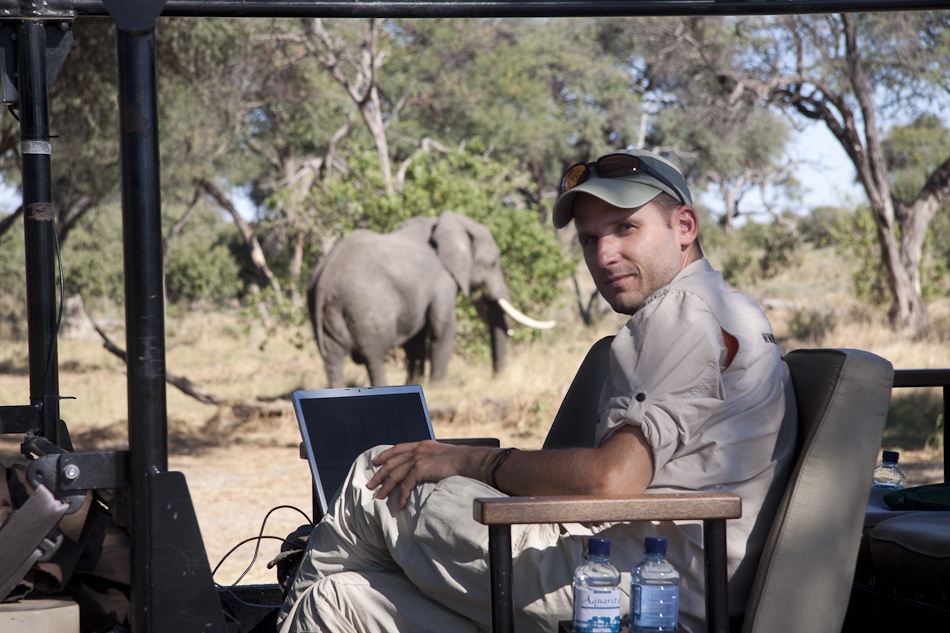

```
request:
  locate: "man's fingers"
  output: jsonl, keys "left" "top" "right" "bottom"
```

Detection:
{"left": 369, "top": 455, "right": 419, "bottom": 497}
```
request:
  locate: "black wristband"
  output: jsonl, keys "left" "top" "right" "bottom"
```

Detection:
{"left": 489, "top": 447, "right": 518, "bottom": 489}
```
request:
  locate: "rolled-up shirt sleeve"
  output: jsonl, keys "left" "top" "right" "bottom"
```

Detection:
{"left": 598, "top": 288, "right": 726, "bottom": 479}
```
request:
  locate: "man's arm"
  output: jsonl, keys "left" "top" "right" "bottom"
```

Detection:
{"left": 366, "top": 425, "right": 654, "bottom": 510}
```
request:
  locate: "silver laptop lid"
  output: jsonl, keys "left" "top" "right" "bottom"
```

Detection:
{"left": 292, "top": 384, "right": 436, "bottom": 515}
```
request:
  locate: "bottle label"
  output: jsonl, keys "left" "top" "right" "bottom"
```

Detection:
{"left": 573, "top": 586, "right": 621, "bottom": 632}
{"left": 632, "top": 583, "right": 679, "bottom": 629}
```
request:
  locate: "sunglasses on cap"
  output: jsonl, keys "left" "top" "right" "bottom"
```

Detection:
{"left": 559, "top": 153, "right": 688, "bottom": 204}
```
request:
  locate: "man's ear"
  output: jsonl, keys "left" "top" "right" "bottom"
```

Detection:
{"left": 675, "top": 205, "right": 699, "bottom": 247}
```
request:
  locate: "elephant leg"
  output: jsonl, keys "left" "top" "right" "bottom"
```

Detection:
{"left": 428, "top": 315, "right": 456, "bottom": 383}
{"left": 403, "top": 329, "right": 428, "bottom": 384}
{"left": 365, "top": 354, "right": 389, "bottom": 387}
{"left": 322, "top": 337, "right": 348, "bottom": 389}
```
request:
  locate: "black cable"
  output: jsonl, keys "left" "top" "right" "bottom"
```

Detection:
{"left": 44, "top": 219, "right": 65, "bottom": 400}
{"left": 211, "top": 504, "right": 312, "bottom": 593}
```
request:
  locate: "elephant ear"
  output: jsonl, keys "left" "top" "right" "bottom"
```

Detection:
{"left": 432, "top": 211, "right": 475, "bottom": 297}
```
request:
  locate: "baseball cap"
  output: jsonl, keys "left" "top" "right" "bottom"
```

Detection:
{"left": 552, "top": 148, "right": 692, "bottom": 229}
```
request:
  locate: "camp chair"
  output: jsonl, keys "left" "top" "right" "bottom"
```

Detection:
{"left": 475, "top": 341, "right": 894, "bottom": 633}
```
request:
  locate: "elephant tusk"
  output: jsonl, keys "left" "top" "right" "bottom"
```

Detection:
{"left": 497, "top": 298, "right": 556, "bottom": 330}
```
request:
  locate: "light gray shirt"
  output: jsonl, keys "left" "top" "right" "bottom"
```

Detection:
{"left": 591, "top": 258, "right": 797, "bottom": 628}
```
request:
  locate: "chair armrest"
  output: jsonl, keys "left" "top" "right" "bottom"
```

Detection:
{"left": 473, "top": 492, "right": 742, "bottom": 525}
{"left": 472, "top": 492, "right": 741, "bottom": 633}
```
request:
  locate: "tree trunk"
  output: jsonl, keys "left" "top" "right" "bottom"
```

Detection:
{"left": 839, "top": 13, "right": 928, "bottom": 332}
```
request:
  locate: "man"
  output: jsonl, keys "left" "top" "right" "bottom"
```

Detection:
{"left": 278, "top": 148, "right": 796, "bottom": 632}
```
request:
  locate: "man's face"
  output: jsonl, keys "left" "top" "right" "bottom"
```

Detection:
{"left": 574, "top": 193, "right": 688, "bottom": 315}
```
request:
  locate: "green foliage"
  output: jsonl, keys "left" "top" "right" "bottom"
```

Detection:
{"left": 845, "top": 205, "right": 890, "bottom": 306}
{"left": 60, "top": 202, "right": 245, "bottom": 310}
{"left": 798, "top": 205, "right": 853, "bottom": 249}
{"left": 720, "top": 220, "right": 801, "bottom": 286}
{"left": 62, "top": 208, "right": 125, "bottom": 305}
{"left": 0, "top": 226, "right": 26, "bottom": 339}
{"left": 924, "top": 204, "right": 950, "bottom": 301}
{"left": 747, "top": 221, "right": 801, "bottom": 279}
{"left": 787, "top": 308, "right": 838, "bottom": 344}
{"left": 882, "top": 114, "right": 950, "bottom": 301}
{"left": 696, "top": 206, "right": 729, "bottom": 253}
{"left": 390, "top": 19, "right": 643, "bottom": 189}
{"left": 883, "top": 114, "right": 950, "bottom": 204}
{"left": 164, "top": 217, "right": 243, "bottom": 306}
{"left": 885, "top": 389, "right": 946, "bottom": 452}
{"left": 721, "top": 248, "right": 757, "bottom": 289}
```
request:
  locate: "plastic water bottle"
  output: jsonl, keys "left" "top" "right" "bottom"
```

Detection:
{"left": 872, "top": 450, "right": 906, "bottom": 489}
{"left": 631, "top": 536, "right": 679, "bottom": 632}
{"left": 572, "top": 536, "right": 621, "bottom": 633}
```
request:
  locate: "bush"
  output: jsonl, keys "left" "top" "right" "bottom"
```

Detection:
{"left": 799, "top": 205, "right": 852, "bottom": 249}
{"left": 720, "top": 220, "right": 801, "bottom": 288}
{"left": 721, "top": 248, "right": 757, "bottom": 289}
{"left": 165, "top": 230, "right": 243, "bottom": 306}
{"left": 62, "top": 208, "right": 125, "bottom": 304}
{"left": 740, "top": 221, "right": 801, "bottom": 279}
{"left": 787, "top": 307, "right": 837, "bottom": 344}
{"left": 845, "top": 205, "right": 890, "bottom": 306}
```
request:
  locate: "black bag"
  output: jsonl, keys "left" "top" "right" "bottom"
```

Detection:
{"left": 884, "top": 482, "right": 950, "bottom": 511}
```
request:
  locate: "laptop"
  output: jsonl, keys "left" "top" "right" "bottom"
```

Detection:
{"left": 292, "top": 384, "right": 437, "bottom": 515}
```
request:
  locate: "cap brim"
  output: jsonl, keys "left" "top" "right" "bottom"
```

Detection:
{"left": 552, "top": 177, "right": 664, "bottom": 229}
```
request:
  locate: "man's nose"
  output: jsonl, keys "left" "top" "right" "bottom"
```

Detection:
{"left": 595, "top": 235, "right": 620, "bottom": 267}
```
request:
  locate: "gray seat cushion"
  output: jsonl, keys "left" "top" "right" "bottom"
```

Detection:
{"left": 869, "top": 512, "right": 950, "bottom": 605}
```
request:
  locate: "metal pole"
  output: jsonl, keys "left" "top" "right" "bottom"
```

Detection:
{"left": 9, "top": 0, "right": 950, "bottom": 18}
{"left": 17, "top": 17, "right": 61, "bottom": 443}
{"left": 114, "top": 24, "right": 167, "bottom": 633}
{"left": 488, "top": 524, "right": 515, "bottom": 633}
{"left": 704, "top": 518, "right": 730, "bottom": 633}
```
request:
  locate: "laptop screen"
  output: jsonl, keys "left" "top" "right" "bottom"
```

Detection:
{"left": 292, "top": 384, "right": 436, "bottom": 515}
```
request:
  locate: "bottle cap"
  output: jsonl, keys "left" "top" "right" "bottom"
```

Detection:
{"left": 644, "top": 536, "right": 667, "bottom": 555}
{"left": 588, "top": 537, "right": 610, "bottom": 557}
{"left": 882, "top": 450, "right": 899, "bottom": 464}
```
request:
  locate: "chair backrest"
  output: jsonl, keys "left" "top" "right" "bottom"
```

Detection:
{"left": 543, "top": 335, "right": 613, "bottom": 450}
{"left": 742, "top": 348, "right": 893, "bottom": 633}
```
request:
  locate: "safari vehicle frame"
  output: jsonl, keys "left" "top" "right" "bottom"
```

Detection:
{"left": 0, "top": 1, "right": 948, "bottom": 632}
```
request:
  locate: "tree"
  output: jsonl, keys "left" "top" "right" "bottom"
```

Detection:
{"left": 593, "top": 17, "right": 799, "bottom": 234}
{"left": 711, "top": 13, "right": 950, "bottom": 332}
{"left": 882, "top": 114, "right": 950, "bottom": 301}
{"left": 390, "top": 18, "right": 644, "bottom": 207}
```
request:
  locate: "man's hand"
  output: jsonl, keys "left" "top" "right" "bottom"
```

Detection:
{"left": 367, "top": 440, "right": 488, "bottom": 510}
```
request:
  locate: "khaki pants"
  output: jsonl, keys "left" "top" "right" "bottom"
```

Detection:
{"left": 277, "top": 447, "right": 583, "bottom": 633}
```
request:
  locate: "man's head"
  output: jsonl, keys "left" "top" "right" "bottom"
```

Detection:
{"left": 553, "top": 149, "right": 701, "bottom": 314}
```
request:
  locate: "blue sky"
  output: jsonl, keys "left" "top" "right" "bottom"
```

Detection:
{"left": 792, "top": 123, "right": 864, "bottom": 210}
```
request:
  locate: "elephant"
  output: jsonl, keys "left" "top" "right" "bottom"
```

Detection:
{"left": 307, "top": 210, "right": 554, "bottom": 388}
